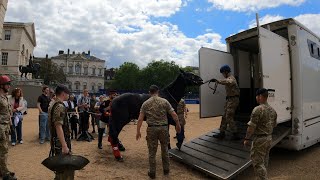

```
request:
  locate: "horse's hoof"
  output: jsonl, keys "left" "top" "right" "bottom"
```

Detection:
{"left": 119, "top": 146, "right": 126, "bottom": 151}
{"left": 116, "top": 157, "right": 124, "bottom": 162}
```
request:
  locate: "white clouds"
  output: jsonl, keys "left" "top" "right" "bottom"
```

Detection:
{"left": 249, "top": 15, "right": 285, "bottom": 28}
{"left": 247, "top": 14, "right": 320, "bottom": 37}
{"left": 295, "top": 14, "right": 320, "bottom": 36}
{"left": 207, "top": 0, "right": 305, "bottom": 12}
{"left": 5, "top": 0, "right": 226, "bottom": 67}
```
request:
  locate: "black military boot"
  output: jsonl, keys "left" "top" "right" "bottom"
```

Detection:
{"left": 98, "top": 128, "right": 104, "bottom": 149}
{"left": 164, "top": 169, "right": 170, "bottom": 175}
{"left": 148, "top": 171, "right": 156, "bottom": 179}
{"left": 3, "top": 172, "right": 17, "bottom": 180}
{"left": 231, "top": 132, "right": 241, "bottom": 140}
{"left": 212, "top": 131, "right": 226, "bottom": 139}
{"left": 176, "top": 142, "right": 182, "bottom": 151}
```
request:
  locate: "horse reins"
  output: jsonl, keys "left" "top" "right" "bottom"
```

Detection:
{"left": 202, "top": 79, "right": 219, "bottom": 94}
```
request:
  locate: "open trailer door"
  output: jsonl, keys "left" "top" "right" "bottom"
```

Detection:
{"left": 199, "top": 47, "right": 234, "bottom": 118}
{"left": 258, "top": 27, "right": 292, "bottom": 123}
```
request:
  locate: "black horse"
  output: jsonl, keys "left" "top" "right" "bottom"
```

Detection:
{"left": 108, "top": 69, "right": 203, "bottom": 160}
{"left": 19, "top": 63, "right": 41, "bottom": 79}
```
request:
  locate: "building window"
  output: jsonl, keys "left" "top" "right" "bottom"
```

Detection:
{"left": 99, "top": 68, "right": 102, "bottom": 76}
{"left": 75, "top": 81, "right": 80, "bottom": 90}
{"left": 60, "top": 64, "right": 65, "bottom": 73}
{"left": 318, "top": 48, "right": 320, "bottom": 57}
{"left": 84, "top": 66, "right": 88, "bottom": 75}
{"left": 91, "top": 66, "right": 96, "bottom": 75}
{"left": 1, "top": 52, "right": 8, "bottom": 65}
{"left": 98, "top": 83, "right": 102, "bottom": 90}
{"left": 69, "top": 65, "right": 73, "bottom": 74}
{"left": 83, "top": 82, "right": 87, "bottom": 90}
{"left": 75, "top": 64, "right": 81, "bottom": 74}
{"left": 68, "top": 83, "right": 72, "bottom": 90}
{"left": 4, "top": 30, "right": 11, "bottom": 40}
{"left": 311, "top": 44, "right": 314, "bottom": 54}
{"left": 91, "top": 83, "right": 95, "bottom": 91}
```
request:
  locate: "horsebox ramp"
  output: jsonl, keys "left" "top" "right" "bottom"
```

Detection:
{"left": 169, "top": 125, "right": 290, "bottom": 179}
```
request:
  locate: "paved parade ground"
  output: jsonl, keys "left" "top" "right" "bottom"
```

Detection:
{"left": 7, "top": 105, "right": 320, "bottom": 180}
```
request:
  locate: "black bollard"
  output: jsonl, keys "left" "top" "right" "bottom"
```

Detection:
{"left": 42, "top": 155, "right": 89, "bottom": 180}
{"left": 77, "top": 111, "right": 94, "bottom": 142}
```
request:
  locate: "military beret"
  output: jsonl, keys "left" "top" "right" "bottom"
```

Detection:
{"left": 256, "top": 88, "right": 268, "bottom": 96}
{"left": 149, "top": 85, "right": 159, "bottom": 92}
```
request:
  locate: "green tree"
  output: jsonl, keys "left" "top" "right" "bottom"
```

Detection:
{"left": 111, "top": 62, "right": 140, "bottom": 90}
{"left": 38, "top": 59, "right": 66, "bottom": 85}
{"left": 140, "top": 60, "right": 180, "bottom": 89}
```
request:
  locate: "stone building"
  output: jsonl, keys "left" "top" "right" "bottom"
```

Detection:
{"left": 51, "top": 50, "right": 105, "bottom": 94}
{"left": 0, "top": 22, "right": 37, "bottom": 78}
{"left": 0, "top": 0, "right": 8, "bottom": 50}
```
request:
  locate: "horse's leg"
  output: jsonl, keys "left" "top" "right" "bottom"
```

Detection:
{"left": 109, "top": 109, "right": 130, "bottom": 161}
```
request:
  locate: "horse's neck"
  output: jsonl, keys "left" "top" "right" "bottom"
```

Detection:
{"left": 164, "top": 75, "right": 186, "bottom": 103}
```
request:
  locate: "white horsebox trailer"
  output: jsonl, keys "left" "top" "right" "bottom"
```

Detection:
{"left": 169, "top": 18, "right": 320, "bottom": 179}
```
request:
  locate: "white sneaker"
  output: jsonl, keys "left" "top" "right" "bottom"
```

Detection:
{"left": 19, "top": 141, "right": 23, "bottom": 144}
{"left": 11, "top": 142, "right": 16, "bottom": 146}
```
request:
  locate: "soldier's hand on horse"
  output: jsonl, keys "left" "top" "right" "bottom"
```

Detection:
{"left": 136, "top": 132, "right": 141, "bottom": 141}
{"left": 176, "top": 124, "right": 181, "bottom": 134}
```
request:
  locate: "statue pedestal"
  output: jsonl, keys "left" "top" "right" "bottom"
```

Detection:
{"left": 11, "top": 78, "right": 44, "bottom": 108}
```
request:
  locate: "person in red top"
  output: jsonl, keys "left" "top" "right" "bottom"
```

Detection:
{"left": 9, "top": 88, "right": 25, "bottom": 146}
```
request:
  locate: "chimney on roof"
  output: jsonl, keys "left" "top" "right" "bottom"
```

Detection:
{"left": 46, "top": 54, "right": 48, "bottom": 60}
{"left": 88, "top": 50, "right": 90, "bottom": 56}
{"left": 67, "top": 49, "right": 70, "bottom": 55}
{"left": 58, "top": 50, "right": 64, "bottom": 55}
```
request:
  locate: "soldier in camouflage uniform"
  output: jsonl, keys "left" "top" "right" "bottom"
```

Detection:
{"left": 176, "top": 98, "right": 187, "bottom": 150}
{"left": 244, "top": 88, "right": 277, "bottom": 180}
{"left": 48, "top": 85, "right": 72, "bottom": 180}
{"left": 136, "top": 85, "right": 181, "bottom": 179}
{"left": 0, "top": 75, "right": 17, "bottom": 180}
{"left": 212, "top": 65, "right": 240, "bottom": 140}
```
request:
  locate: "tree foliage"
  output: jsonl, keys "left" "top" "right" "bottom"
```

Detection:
{"left": 110, "top": 62, "right": 140, "bottom": 90}
{"left": 38, "top": 59, "right": 66, "bottom": 86}
{"left": 110, "top": 60, "right": 199, "bottom": 96}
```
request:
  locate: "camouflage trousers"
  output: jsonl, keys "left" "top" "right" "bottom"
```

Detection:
{"left": 0, "top": 124, "right": 10, "bottom": 176}
{"left": 220, "top": 97, "right": 239, "bottom": 133}
{"left": 146, "top": 126, "right": 169, "bottom": 174}
{"left": 250, "top": 136, "right": 272, "bottom": 180}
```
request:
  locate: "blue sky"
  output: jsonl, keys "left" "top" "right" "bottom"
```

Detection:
{"left": 162, "top": 0, "right": 320, "bottom": 39}
{"left": 6, "top": 0, "right": 320, "bottom": 68}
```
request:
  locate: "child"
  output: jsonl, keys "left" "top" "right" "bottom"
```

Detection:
{"left": 64, "top": 95, "right": 79, "bottom": 139}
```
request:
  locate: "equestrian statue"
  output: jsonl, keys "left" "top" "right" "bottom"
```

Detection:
{"left": 19, "top": 56, "right": 41, "bottom": 79}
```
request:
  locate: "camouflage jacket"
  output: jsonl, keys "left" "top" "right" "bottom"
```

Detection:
{"left": 177, "top": 99, "right": 186, "bottom": 126}
{"left": 218, "top": 75, "right": 240, "bottom": 97}
{"left": 140, "top": 96, "right": 174, "bottom": 126}
{"left": 247, "top": 102, "right": 277, "bottom": 135}
{"left": 0, "top": 94, "right": 12, "bottom": 124}
{"left": 48, "top": 99, "right": 71, "bottom": 146}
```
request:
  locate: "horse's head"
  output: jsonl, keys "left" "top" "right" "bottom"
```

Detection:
{"left": 179, "top": 69, "right": 203, "bottom": 86}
